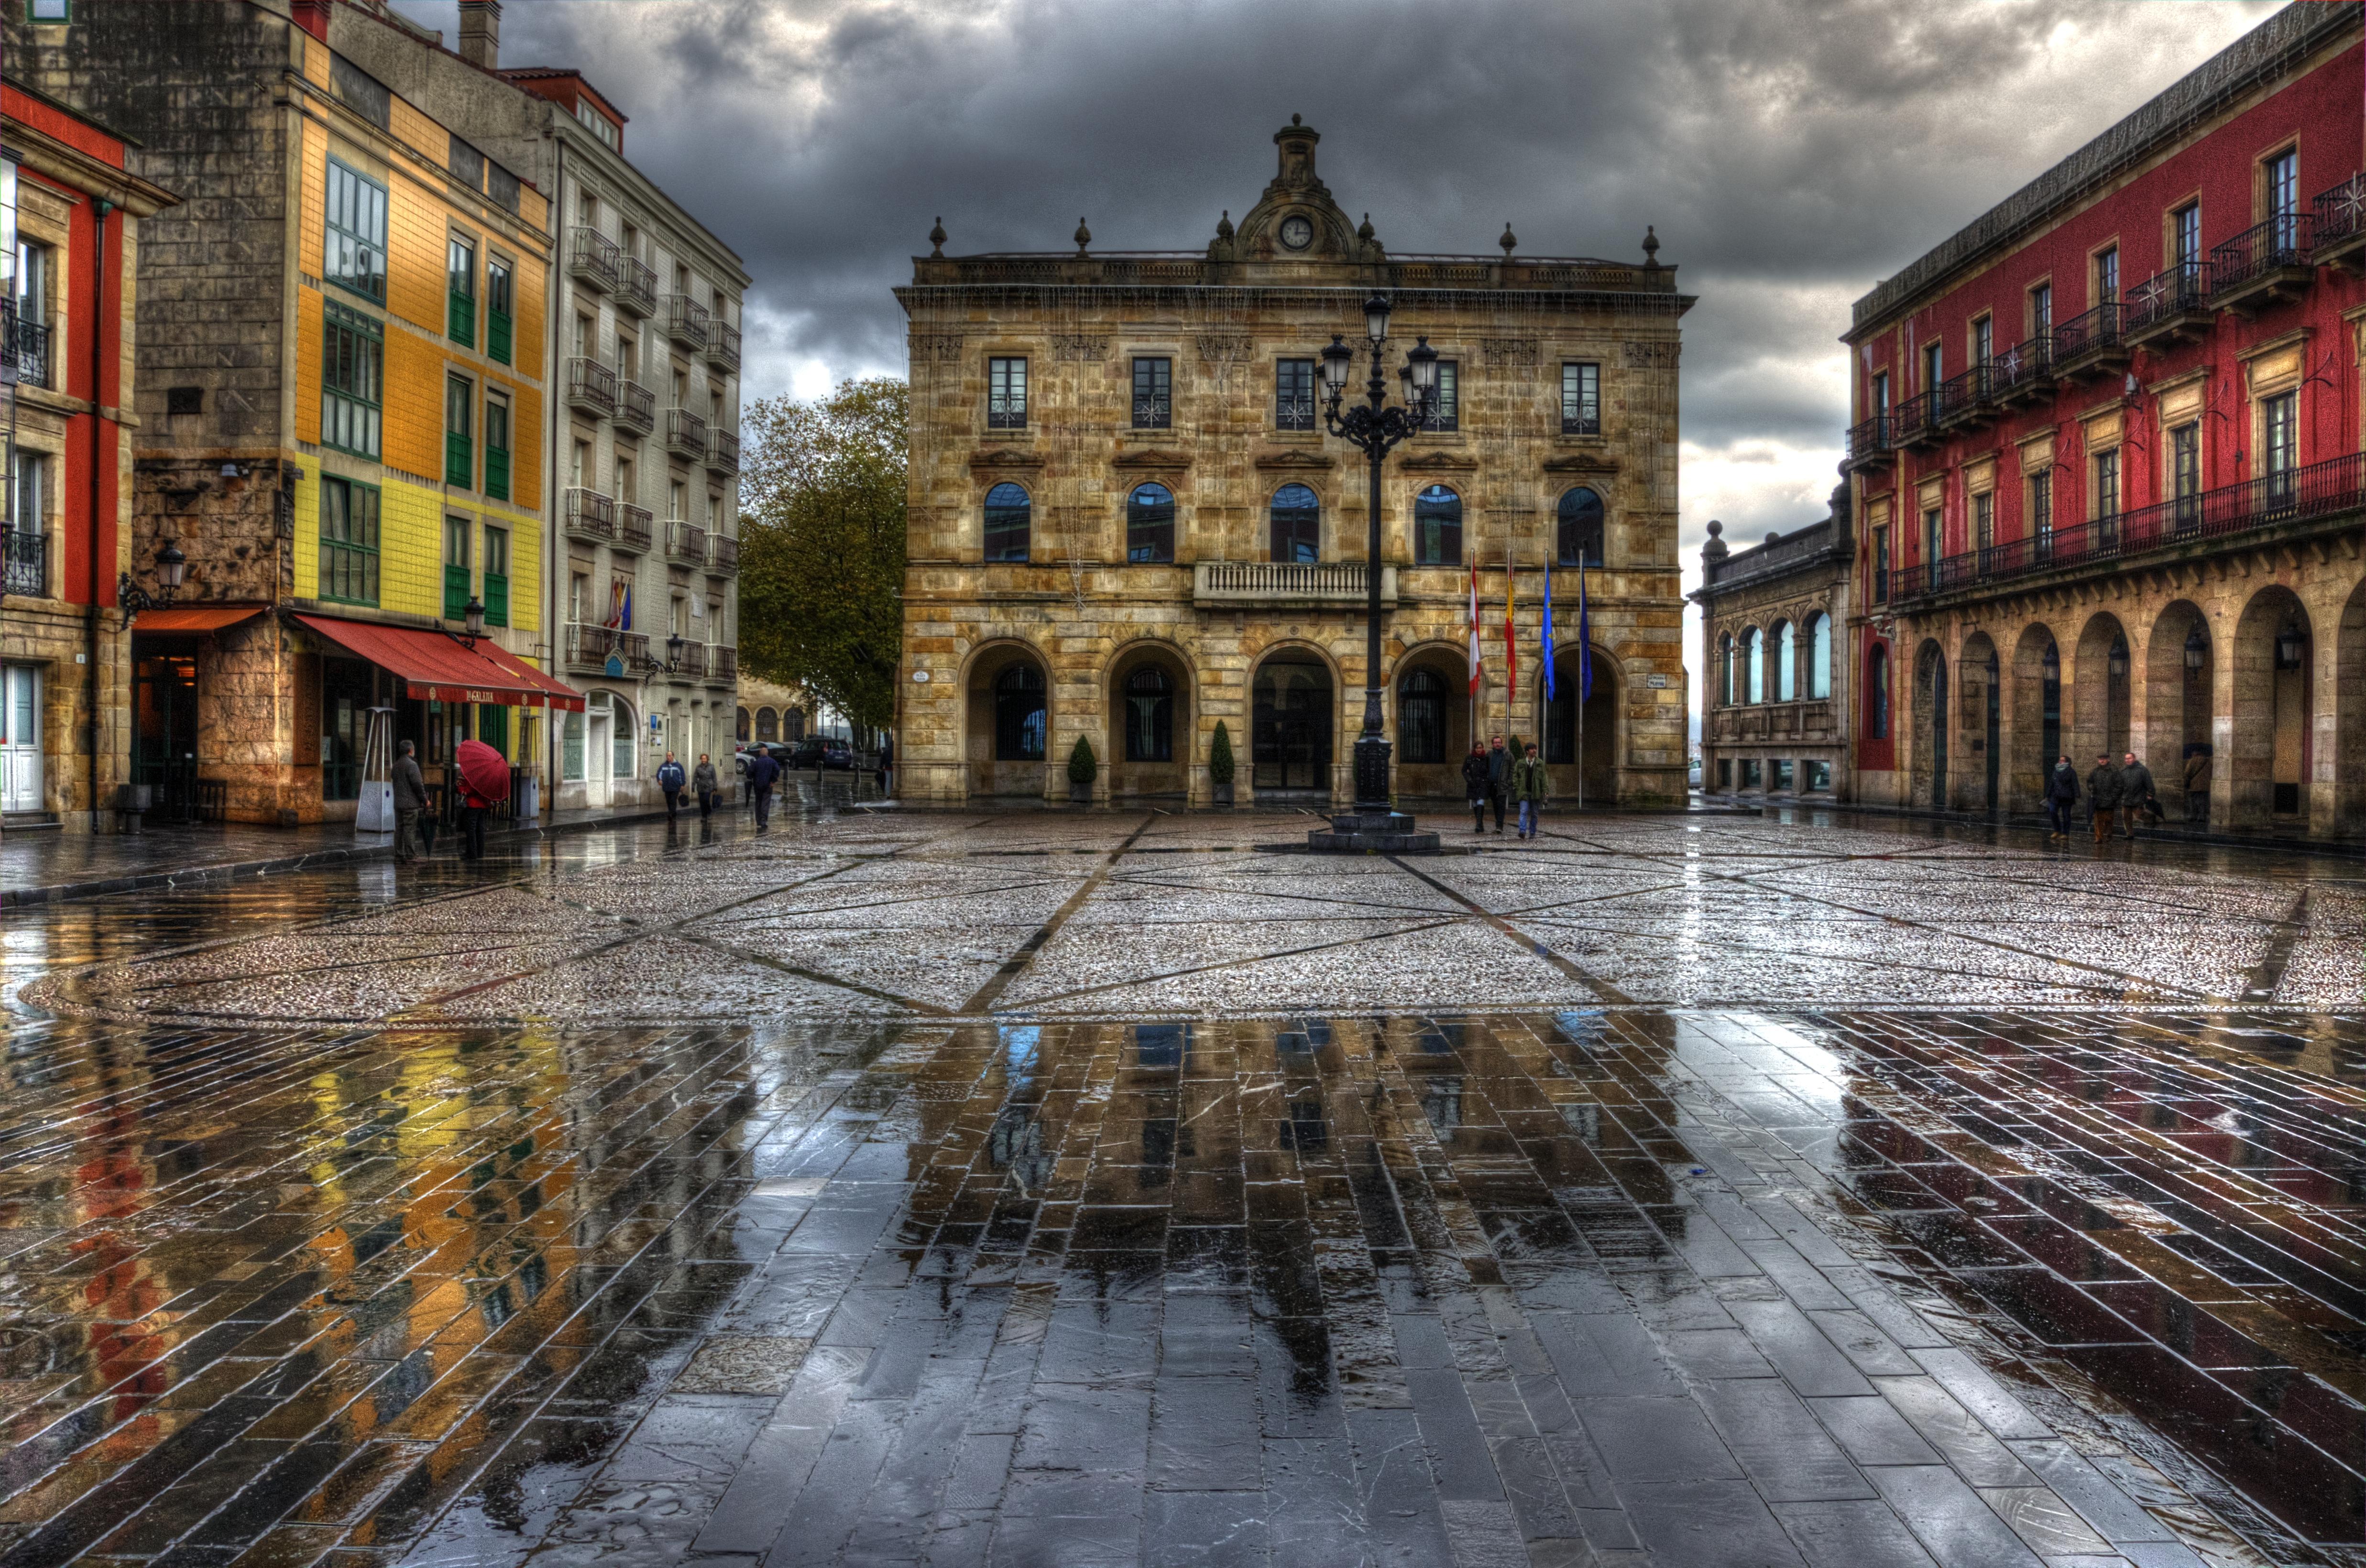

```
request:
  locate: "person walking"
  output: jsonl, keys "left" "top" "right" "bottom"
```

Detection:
{"left": 2042, "top": 754, "right": 2080, "bottom": 841}
{"left": 692, "top": 753, "right": 720, "bottom": 821}
{"left": 876, "top": 731, "right": 894, "bottom": 796}
{"left": 746, "top": 742, "right": 781, "bottom": 830}
{"left": 2086, "top": 751, "right": 2123, "bottom": 843}
{"left": 657, "top": 752, "right": 687, "bottom": 821}
{"left": 1461, "top": 742, "right": 1490, "bottom": 835}
{"left": 2119, "top": 751, "right": 2158, "bottom": 838}
{"left": 1512, "top": 742, "right": 1550, "bottom": 839}
{"left": 457, "top": 773, "right": 492, "bottom": 860}
{"left": 2182, "top": 742, "right": 2212, "bottom": 823}
{"left": 391, "top": 739, "right": 428, "bottom": 864}
{"left": 1485, "top": 734, "right": 1512, "bottom": 835}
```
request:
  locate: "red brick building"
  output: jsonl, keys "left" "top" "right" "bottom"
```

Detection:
{"left": 1838, "top": 2, "right": 2366, "bottom": 837}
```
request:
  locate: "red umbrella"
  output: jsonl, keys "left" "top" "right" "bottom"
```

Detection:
{"left": 455, "top": 739, "right": 512, "bottom": 804}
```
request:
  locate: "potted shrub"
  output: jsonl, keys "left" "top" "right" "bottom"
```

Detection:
{"left": 1209, "top": 720, "right": 1236, "bottom": 806}
{"left": 1067, "top": 734, "right": 1097, "bottom": 804}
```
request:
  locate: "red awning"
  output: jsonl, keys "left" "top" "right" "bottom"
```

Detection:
{"left": 134, "top": 603, "right": 268, "bottom": 633}
{"left": 293, "top": 614, "right": 586, "bottom": 712}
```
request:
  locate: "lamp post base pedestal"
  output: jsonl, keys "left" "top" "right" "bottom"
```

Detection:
{"left": 1305, "top": 809, "right": 1442, "bottom": 855}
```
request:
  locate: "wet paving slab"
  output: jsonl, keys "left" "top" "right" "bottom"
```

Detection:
{"left": 0, "top": 808, "right": 2360, "bottom": 1566}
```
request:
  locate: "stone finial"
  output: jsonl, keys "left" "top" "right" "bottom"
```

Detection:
{"left": 1216, "top": 210, "right": 1233, "bottom": 240}
{"left": 929, "top": 216, "right": 946, "bottom": 258}
{"left": 1642, "top": 225, "right": 1661, "bottom": 269}
{"left": 1292, "top": 112, "right": 1303, "bottom": 126}
{"left": 1499, "top": 221, "right": 1517, "bottom": 257}
{"left": 1765, "top": 531, "right": 1781, "bottom": 545}
{"left": 1358, "top": 212, "right": 1375, "bottom": 242}
{"left": 1073, "top": 218, "right": 1092, "bottom": 258}
{"left": 1702, "top": 518, "right": 1729, "bottom": 562}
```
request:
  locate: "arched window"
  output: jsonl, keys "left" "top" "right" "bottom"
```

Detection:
{"left": 1123, "top": 665, "right": 1173, "bottom": 762}
{"left": 1398, "top": 666, "right": 1446, "bottom": 764}
{"left": 1718, "top": 633, "right": 1734, "bottom": 706}
{"left": 756, "top": 707, "right": 779, "bottom": 742}
{"left": 984, "top": 482, "right": 1031, "bottom": 563}
{"left": 1773, "top": 621, "right": 1796, "bottom": 702}
{"left": 1807, "top": 614, "right": 1831, "bottom": 699}
{"left": 994, "top": 663, "right": 1047, "bottom": 761}
{"left": 1741, "top": 628, "right": 1763, "bottom": 704}
{"left": 608, "top": 695, "right": 636, "bottom": 779}
{"left": 735, "top": 706, "right": 750, "bottom": 742}
{"left": 1866, "top": 645, "right": 1890, "bottom": 738}
{"left": 1128, "top": 483, "right": 1175, "bottom": 564}
{"left": 1556, "top": 488, "right": 1605, "bottom": 567}
{"left": 1270, "top": 484, "right": 1319, "bottom": 563}
{"left": 1414, "top": 485, "right": 1462, "bottom": 566}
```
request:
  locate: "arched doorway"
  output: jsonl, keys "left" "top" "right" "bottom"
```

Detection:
{"left": 1541, "top": 645, "right": 1616, "bottom": 806}
{"left": 2144, "top": 601, "right": 2213, "bottom": 824}
{"left": 2233, "top": 587, "right": 2312, "bottom": 826}
{"left": 1252, "top": 651, "right": 1332, "bottom": 797}
{"left": 2073, "top": 613, "right": 2131, "bottom": 767}
{"left": 1107, "top": 644, "right": 1192, "bottom": 800}
{"left": 966, "top": 643, "right": 1051, "bottom": 799}
{"left": 1392, "top": 648, "right": 1470, "bottom": 797}
{"left": 2009, "top": 624, "right": 2061, "bottom": 808}
{"left": 1913, "top": 642, "right": 1948, "bottom": 808}
{"left": 1959, "top": 632, "right": 2000, "bottom": 814}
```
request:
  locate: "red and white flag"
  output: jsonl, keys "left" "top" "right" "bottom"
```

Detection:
{"left": 1467, "top": 561, "right": 1485, "bottom": 695}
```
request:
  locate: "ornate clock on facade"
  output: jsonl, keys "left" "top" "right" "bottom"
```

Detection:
{"left": 1278, "top": 214, "right": 1314, "bottom": 251}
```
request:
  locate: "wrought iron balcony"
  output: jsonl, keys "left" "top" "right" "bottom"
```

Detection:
{"left": 1890, "top": 391, "right": 1941, "bottom": 450}
{"left": 709, "top": 320, "right": 740, "bottom": 373}
{"left": 706, "top": 645, "right": 737, "bottom": 685}
{"left": 707, "top": 428, "right": 740, "bottom": 475}
{"left": 1898, "top": 448, "right": 2366, "bottom": 603}
{"left": 663, "top": 294, "right": 710, "bottom": 351}
{"left": 666, "top": 517, "right": 707, "bottom": 565}
{"left": 2312, "top": 173, "right": 2366, "bottom": 272}
{"left": 664, "top": 408, "right": 708, "bottom": 460}
{"left": 3, "top": 526, "right": 45, "bottom": 598}
{"left": 1843, "top": 414, "right": 1894, "bottom": 472}
{"left": 1987, "top": 338, "right": 2054, "bottom": 406}
{"left": 1191, "top": 560, "right": 1397, "bottom": 609}
{"left": 615, "top": 254, "right": 657, "bottom": 316}
{"left": 1933, "top": 364, "right": 1996, "bottom": 430}
{"left": 2212, "top": 215, "right": 2314, "bottom": 311}
{"left": 1276, "top": 394, "right": 1317, "bottom": 433}
{"left": 2122, "top": 263, "right": 2213, "bottom": 348}
{"left": 2, "top": 301, "right": 50, "bottom": 389}
{"left": 568, "top": 226, "right": 620, "bottom": 293}
{"left": 616, "top": 379, "right": 656, "bottom": 434}
{"left": 615, "top": 503, "right": 653, "bottom": 553}
{"left": 669, "top": 639, "right": 708, "bottom": 679}
{"left": 1131, "top": 393, "right": 1172, "bottom": 430}
{"left": 2047, "top": 301, "right": 2125, "bottom": 380}
{"left": 566, "top": 622, "right": 647, "bottom": 670}
{"left": 707, "top": 534, "right": 739, "bottom": 576}
{"left": 566, "top": 356, "right": 616, "bottom": 417}
{"left": 563, "top": 487, "right": 616, "bottom": 544}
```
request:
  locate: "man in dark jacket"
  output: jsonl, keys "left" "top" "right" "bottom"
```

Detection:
{"left": 2119, "top": 751, "right": 2157, "bottom": 838}
{"left": 692, "top": 754, "right": 720, "bottom": 820}
{"left": 746, "top": 745, "right": 781, "bottom": 829}
{"left": 1461, "top": 744, "right": 1490, "bottom": 835}
{"left": 1485, "top": 735, "right": 1512, "bottom": 834}
{"left": 657, "top": 752, "right": 687, "bottom": 820}
{"left": 392, "top": 740, "right": 428, "bottom": 863}
{"left": 2042, "top": 754, "right": 2080, "bottom": 841}
{"left": 2086, "top": 752, "right": 2123, "bottom": 843}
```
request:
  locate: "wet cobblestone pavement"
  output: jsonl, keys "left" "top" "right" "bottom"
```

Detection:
{"left": 0, "top": 808, "right": 2360, "bottom": 1566}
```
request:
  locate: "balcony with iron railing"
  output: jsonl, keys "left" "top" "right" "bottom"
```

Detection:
{"left": 2212, "top": 214, "right": 2314, "bottom": 312}
{"left": 563, "top": 486, "right": 616, "bottom": 545}
{"left": 1895, "top": 448, "right": 2366, "bottom": 605}
{"left": 567, "top": 622, "right": 648, "bottom": 671}
{"left": 1890, "top": 390, "right": 1941, "bottom": 450}
{"left": 1843, "top": 414, "right": 1894, "bottom": 472}
{"left": 616, "top": 379, "right": 656, "bottom": 434}
{"left": 1933, "top": 363, "right": 1996, "bottom": 430}
{"left": 2047, "top": 301, "right": 2124, "bottom": 380}
{"left": 568, "top": 226, "right": 620, "bottom": 292}
{"left": 669, "top": 639, "right": 709, "bottom": 680}
{"left": 3, "top": 527, "right": 44, "bottom": 598}
{"left": 1987, "top": 338, "right": 2053, "bottom": 406}
{"left": 707, "top": 534, "right": 739, "bottom": 576}
{"left": 566, "top": 356, "right": 617, "bottom": 417}
{"left": 664, "top": 407, "right": 709, "bottom": 460}
{"left": 615, "top": 503, "right": 653, "bottom": 553}
{"left": 2121, "top": 263, "right": 2213, "bottom": 349}
{"left": 2311, "top": 172, "right": 2366, "bottom": 270}
{"left": 707, "top": 645, "right": 737, "bottom": 686}
{"left": 707, "top": 427, "right": 740, "bottom": 475}
{"left": 709, "top": 320, "right": 741, "bottom": 372}
{"left": 1131, "top": 393, "right": 1172, "bottom": 430}
{"left": 1192, "top": 560, "right": 1398, "bottom": 609}
{"left": 1, "top": 302, "right": 48, "bottom": 389}
{"left": 664, "top": 294, "right": 710, "bottom": 351}
{"left": 666, "top": 517, "right": 708, "bottom": 565}
{"left": 615, "top": 254, "right": 657, "bottom": 316}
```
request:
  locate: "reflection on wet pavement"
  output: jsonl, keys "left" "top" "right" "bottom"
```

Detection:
{"left": 0, "top": 810, "right": 2359, "bottom": 1566}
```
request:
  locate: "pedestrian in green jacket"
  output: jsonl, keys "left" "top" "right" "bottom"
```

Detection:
{"left": 1512, "top": 744, "right": 1550, "bottom": 839}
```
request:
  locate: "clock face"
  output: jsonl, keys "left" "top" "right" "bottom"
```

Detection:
{"left": 1279, "top": 215, "right": 1314, "bottom": 251}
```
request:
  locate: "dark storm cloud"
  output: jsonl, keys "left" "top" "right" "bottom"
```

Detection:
{"left": 400, "top": 0, "right": 2279, "bottom": 460}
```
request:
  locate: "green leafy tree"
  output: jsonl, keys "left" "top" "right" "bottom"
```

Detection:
{"left": 738, "top": 378, "right": 908, "bottom": 733}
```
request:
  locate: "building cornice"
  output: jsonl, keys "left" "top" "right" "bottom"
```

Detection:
{"left": 897, "top": 282, "right": 1692, "bottom": 320}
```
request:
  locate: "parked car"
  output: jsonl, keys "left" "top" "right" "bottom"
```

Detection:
{"left": 792, "top": 738, "right": 856, "bottom": 771}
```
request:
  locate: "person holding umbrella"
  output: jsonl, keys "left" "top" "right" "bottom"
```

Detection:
{"left": 454, "top": 737, "right": 510, "bottom": 861}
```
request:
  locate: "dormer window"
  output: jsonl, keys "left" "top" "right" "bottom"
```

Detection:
{"left": 575, "top": 99, "right": 619, "bottom": 150}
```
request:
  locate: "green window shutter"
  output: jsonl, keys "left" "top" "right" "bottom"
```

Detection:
{"left": 483, "top": 572, "right": 509, "bottom": 627}
{"left": 446, "top": 432, "right": 472, "bottom": 488}
{"left": 444, "top": 562, "right": 471, "bottom": 620}
{"left": 488, "top": 308, "right": 512, "bottom": 365}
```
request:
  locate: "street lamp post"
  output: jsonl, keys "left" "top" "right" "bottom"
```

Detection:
{"left": 1305, "top": 293, "right": 1444, "bottom": 854}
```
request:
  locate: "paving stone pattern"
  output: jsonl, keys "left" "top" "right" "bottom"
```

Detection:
{"left": 0, "top": 809, "right": 2358, "bottom": 1567}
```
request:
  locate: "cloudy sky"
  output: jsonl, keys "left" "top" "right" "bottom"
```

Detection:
{"left": 401, "top": 0, "right": 2282, "bottom": 709}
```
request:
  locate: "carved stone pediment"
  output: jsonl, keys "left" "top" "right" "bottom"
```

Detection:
{"left": 1543, "top": 452, "right": 1617, "bottom": 475}
{"left": 1400, "top": 450, "right": 1478, "bottom": 472}
{"left": 968, "top": 447, "right": 1043, "bottom": 470}
{"left": 1113, "top": 448, "right": 1190, "bottom": 471}
{"left": 1252, "top": 449, "right": 1334, "bottom": 471}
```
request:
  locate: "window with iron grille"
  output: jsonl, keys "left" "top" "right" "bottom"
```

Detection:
{"left": 1561, "top": 361, "right": 1599, "bottom": 435}
{"left": 318, "top": 476, "right": 380, "bottom": 606}
{"left": 987, "top": 357, "right": 1027, "bottom": 428}
{"left": 4, "top": 447, "right": 44, "bottom": 599}
{"left": 1132, "top": 357, "right": 1172, "bottom": 429}
{"left": 324, "top": 159, "right": 387, "bottom": 302}
{"left": 1422, "top": 359, "right": 1458, "bottom": 431}
{"left": 1275, "top": 358, "right": 1315, "bottom": 430}
{"left": 321, "top": 302, "right": 382, "bottom": 458}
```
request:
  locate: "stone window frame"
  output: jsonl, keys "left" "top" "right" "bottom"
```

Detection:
{"left": 6, "top": 440, "right": 56, "bottom": 597}
{"left": 1273, "top": 355, "right": 1318, "bottom": 433}
{"left": 1967, "top": 311, "right": 1994, "bottom": 370}
{"left": 2165, "top": 194, "right": 2204, "bottom": 275}
{"left": 980, "top": 479, "right": 1033, "bottom": 564}
{"left": 985, "top": 354, "right": 1029, "bottom": 431}
{"left": 2089, "top": 239, "right": 2121, "bottom": 308}
{"left": 2240, "top": 333, "right": 2307, "bottom": 482}
{"left": 2025, "top": 277, "right": 2053, "bottom": 340}
{"left": 1129, "top": 354, "right": 1173, "bottom": 431}
{"left": 1410, "top": 481, "right": 1461, "bottom": 569}
{"left": 2256, "top": 139, "right": 2300, "bottom": 229}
